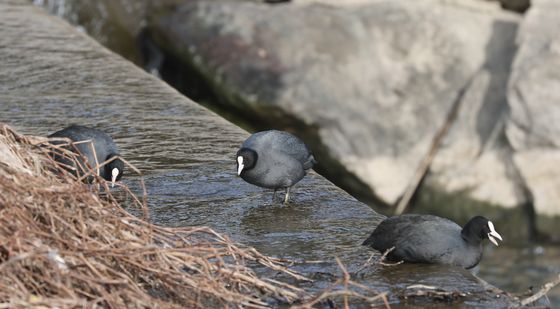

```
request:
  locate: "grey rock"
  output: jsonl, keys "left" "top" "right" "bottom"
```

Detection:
{"left": 506, "top": 0, "right": 560, "bottom": 217}
{"left": 35, "top": 0, "right": 184, "bottom": 65}
{"left": 150, "top": 0, "right": 520, "bottom": 207}
{"left": 427, "top": 14, "right": 522, "bottom": 209}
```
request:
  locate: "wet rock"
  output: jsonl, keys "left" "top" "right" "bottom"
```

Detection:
{"left": 148, "top": 0, "right": 520, "bottom": 208}
{"left": 506, "top": 0, "right": 560, "bottom": 220}
{"left": 33, "top": 0, "right": 184, "bottom": 65}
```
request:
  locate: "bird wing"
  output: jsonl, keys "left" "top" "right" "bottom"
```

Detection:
{"left": 244, "top": 131, "right": 314, "bottom": 169}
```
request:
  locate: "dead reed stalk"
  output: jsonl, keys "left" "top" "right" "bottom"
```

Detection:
{"left": 0, "top": 124, "right": 304, "bottom": 308}
{"left": 291, "top": 258, "right": 389, "bottom": 309}
{"left": 0, "top": 123, "right": 387, "bottom": 308}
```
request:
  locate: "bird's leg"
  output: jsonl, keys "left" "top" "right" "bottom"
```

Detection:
{"left": 284, "top": 187, "right": 291, "bottom": 204}
{"left": 272, "top": 189, "right": 277, "bottom": 202}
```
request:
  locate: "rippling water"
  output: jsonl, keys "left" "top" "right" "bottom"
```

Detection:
{"left": 2, "top": 0, "right": 558, "bottom": 305}
{"left": 3, "top": 93, "right": 556, "bottom": 306}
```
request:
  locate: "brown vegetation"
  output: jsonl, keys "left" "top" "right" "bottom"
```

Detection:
{"left": 0, "top": 124, "right": 305, "bottom": 308}
{"left": 0, "top": 124, "right": 389, "bottom": 308}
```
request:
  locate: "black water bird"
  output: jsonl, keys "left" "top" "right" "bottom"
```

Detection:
{"left": 48, "top": 125, "right": 124, "bottom": 187}
{"left": 362, "top": 214, "right": 502, "bottom": 269}
{"left": 236, "top": 130, "right": 316, "bottom": 203}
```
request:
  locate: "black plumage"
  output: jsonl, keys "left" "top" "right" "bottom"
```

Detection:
{"left": 48, "top": 125, "right": 124, "bottom": 186}
{"left": 236, "top": 130, "right": 315, "bottom": 203}
{"left": 362, "top": 214, "right": 502, "bottom": 269}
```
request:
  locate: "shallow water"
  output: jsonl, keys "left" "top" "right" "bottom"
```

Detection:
{"left": 479, "top": 245, "right": 560, "bottom": 305}
{"left": 2, "top": 95, "right": 556, "bottom": 306}
{"left": 2, "top": 0, "right": 559, "bottom": 305}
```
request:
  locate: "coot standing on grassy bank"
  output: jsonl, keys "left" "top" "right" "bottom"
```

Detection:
{"left": 236, "top": 130, "right": 316, "bottom": 203}
{"left": 362, "top": 214, "right": 502, "bottom": 269}
{"left": 48, "top": 125, "right": 124, "bottom": 187}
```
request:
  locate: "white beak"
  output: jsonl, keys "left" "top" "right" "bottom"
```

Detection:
{"left": 237, "top": 156, "right": 244, "bottom": 176}
{"left": 487, "top": 221, "right": 502, "bottom": 246}
{"left": 111, "top": 168, "right": 119, "bottom": 188}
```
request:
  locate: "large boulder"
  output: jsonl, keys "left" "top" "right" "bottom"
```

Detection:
{"left": 424, "top": 9, "right": 522, "bottom": 213}
{"left": 506, "top": 0, "right": 560, "bottom": 226}
{"left": 149, "top": 0, "right": 520, "bottom": 208}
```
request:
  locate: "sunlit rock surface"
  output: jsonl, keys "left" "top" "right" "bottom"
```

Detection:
{"left": 506, "top": 0, "right": 560, "bottom": 226}
{"left": 148, "top": 1, "right": 520, "bottom": 209}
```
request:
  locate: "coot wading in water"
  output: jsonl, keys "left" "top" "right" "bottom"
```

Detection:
{"left": 48, "top": 125, "right": 124, "bottom": 187}
{"left": 362, "top": 214, "right": 502, "bottom": 269}
{"left": 236, "top": 130, "right": 316, "bottom": 204}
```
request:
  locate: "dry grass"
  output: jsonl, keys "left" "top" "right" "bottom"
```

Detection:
{"left": 0, "top": 123, "right": 388, "bottom": 309}
{"left": 0, "top": 124, "right": 306, "bottom": 308}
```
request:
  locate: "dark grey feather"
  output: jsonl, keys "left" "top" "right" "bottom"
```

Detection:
{"left": 48, "top": 125, "right": 120, "bottom": 180}
{"left": 363, "top": 214, "right": 486, "bottom": 269}
{"left": 239, "top": 130, "right": 315, "bottom": 189}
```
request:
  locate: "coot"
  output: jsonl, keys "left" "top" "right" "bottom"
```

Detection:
{"left": 236, "top": 130, "right": 315, "bottom": 203}
{"left": 362, "top": 214, "right": 502, "bottom": 269}
{"left": 48, "top": 125, "right": 124, "bottom": 187}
